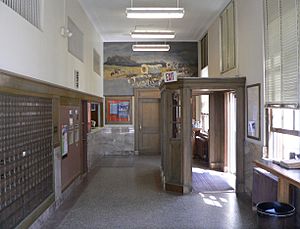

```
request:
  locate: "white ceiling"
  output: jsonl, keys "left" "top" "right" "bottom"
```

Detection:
{"left": 79, "top": 0, "right": 231, "bottom": 42}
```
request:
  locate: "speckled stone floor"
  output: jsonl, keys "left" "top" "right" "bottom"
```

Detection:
{"left": 41, "top": 156, "right": 258, "bottom": 229}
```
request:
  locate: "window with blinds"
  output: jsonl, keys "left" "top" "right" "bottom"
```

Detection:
{"left": 264, "top": 0, "right": 299, "bottom": 106}
{"left": 220, "top": 1, "right": 235, "bottom": 73}
{"left": 201, "top": 33, "right": 208, "bottom": 69}
{"left": 0, "top": 0, "right": 41, "bottom": 29}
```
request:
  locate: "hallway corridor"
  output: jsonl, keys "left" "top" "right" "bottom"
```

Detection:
{"left": 41, "top": 156, "right": 257, "bottom": 229}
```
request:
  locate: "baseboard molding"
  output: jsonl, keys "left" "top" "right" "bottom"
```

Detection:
{"left": 16, "top": 194, "right": 54, "bottom": 229}
{"left": 165, "top": 183, "right": 183, "bottom": 194}
{"left": 26, "top": 173, "right": 86, "bottom": 229}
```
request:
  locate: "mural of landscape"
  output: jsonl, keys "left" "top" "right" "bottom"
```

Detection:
{"left": 104, "top": 42, "right": 198, "bottom": 89}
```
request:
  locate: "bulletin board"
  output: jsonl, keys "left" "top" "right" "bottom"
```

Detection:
{"left": 105, "top": 96, "right": 132, "bottom": 124}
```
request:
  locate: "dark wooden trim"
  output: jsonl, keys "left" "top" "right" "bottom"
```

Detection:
{"left": 0, "top": 70, "right": 103, "bottom": 102}
{"left": 165, "top": 183, "right": 183, "bottom": 194}
{"left": 160, "top": 77, "right": 246, "bottom": 91}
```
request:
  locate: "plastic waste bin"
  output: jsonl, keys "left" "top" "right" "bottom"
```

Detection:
{"left": 256, "top": 201, "right": 295, "bottom": 229}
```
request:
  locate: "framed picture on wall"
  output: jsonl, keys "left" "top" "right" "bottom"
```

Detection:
{"left": 247, "top": 84, "right": 261, "bottom": 140}
{"left": 105, "top": 96, "right": 132, "bottom": 124}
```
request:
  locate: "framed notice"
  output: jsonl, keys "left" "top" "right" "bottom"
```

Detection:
{"left": 247, "top": 84, "right": 261, "bottom": 140}
{"left": 105, "top": 96, "right": 132, "bottom": 124}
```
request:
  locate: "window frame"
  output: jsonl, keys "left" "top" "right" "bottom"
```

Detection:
{"left": 220, "top": 1, "right": 236, "bottom": 73}
{"left": 200, "top": 33, "right": 208, "bottom": 70}
{"left": 269, "top": 108, "right": 300, "bottom": 137}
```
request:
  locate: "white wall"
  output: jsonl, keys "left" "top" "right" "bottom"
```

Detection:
{"left": 207, "top": 0, "right": 265, "bottom": 144}
{"left": 207, "top": 20, "right": 221, "bottom": 77}
{"left": 0, "top": 0, "right": 103, "bottom": 97}
{"left": 205, "top": 0, "right": 265, "bottom": 195}
{"left": 235, "top": 0, "right": 264, "bottom": 144}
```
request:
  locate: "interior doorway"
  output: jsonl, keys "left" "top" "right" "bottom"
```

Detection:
{"left": 192, "top": 91, "right": 236, "bottom": 193}
{"left": 134, "top": 88, "right": 161, "bottom": 155}
{"left": 225, "top": 92, "right": 237, "bottom": 175}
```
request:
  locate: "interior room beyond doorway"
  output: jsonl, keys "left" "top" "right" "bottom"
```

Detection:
{"left": 191, "top": 92, "right": 237, "bottom": 193}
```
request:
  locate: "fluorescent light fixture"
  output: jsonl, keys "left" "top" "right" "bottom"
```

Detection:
{"left": 130, "top": 29, "right": 176, "bottom": 39}
{"left": 126, "top": 7, "right": 184, "bottom": 19}
{"left": 132, "top": 44, "right": 170, "bottom": 52}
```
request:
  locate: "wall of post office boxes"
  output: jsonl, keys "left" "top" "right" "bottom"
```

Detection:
{"left": 0, "top": 93, "right": 53, "bottom": 229}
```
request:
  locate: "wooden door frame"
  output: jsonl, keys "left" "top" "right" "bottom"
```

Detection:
{"left": 134, "top": 88, "right": 161, "bottom": 154}
{"left": 159, "top": 77, "right": 245, "bottom": 194}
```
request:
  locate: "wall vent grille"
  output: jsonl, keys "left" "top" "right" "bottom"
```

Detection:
{"left": 0, "top": 0, "right": 41, "bottom": 29}
{"left": 74, "top": 70, "right": 79, "bottom": 89}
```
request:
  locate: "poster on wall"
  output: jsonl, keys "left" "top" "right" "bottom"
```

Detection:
{"left": 106, "top": 97, "right": 132, "bottom": 124}
{"left": 61, "top": 125, "right": 68, "bottom": 157}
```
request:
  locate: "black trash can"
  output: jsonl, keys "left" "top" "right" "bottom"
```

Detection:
{"left": 256, "top": 201, "right": 296, "bottom": 229}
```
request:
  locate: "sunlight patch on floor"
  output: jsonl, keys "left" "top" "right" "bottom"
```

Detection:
{"left": 198, "top": 193, "right": 229, "bottom": 208}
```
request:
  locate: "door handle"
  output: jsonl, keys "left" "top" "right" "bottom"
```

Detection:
{"left": 139, "top": 124, "right": 142, "bottom": 130}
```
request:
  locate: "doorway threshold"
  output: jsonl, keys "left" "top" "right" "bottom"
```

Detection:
{"left": 192, "top": 166, "right": 235, "bottom": 194}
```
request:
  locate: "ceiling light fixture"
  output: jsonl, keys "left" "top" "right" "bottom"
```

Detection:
{"left": 132, "top": 44, "right": 170, "bottom": 52}
{"left": 130, "top": 29, "right": 176, "bottom": 39}
{"left": 126, "top": 0, "right": 184, "bottom": 19}
{"left": 126, "top": 7, "right": 184, "bottom": 19}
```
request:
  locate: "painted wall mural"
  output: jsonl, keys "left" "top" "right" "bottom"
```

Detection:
{"left": 104, "top": 42, "right": 198, "bottom": 90}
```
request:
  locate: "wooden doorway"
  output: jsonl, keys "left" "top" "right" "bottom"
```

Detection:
{"left": 134, "top": 89, "right": 161, "bottom": 155}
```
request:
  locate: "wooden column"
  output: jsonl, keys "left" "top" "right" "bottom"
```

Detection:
{"left": 181, "top": 87, "right": 192, "bottom": 193}
{"left": 160, "top": 90, "right": 169, "bottom": 172}
{"left": 278, "top": 178, "right": 290, "bottom": 203}
{"left": 209, "top": 92, "right": 225, "bottom": 170}
{"left": 236, "top": 87, "right": 245, "bottom": 193}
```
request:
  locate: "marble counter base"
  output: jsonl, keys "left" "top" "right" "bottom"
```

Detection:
{"left": 87, "top": 126, "right": 135, "bottom": 169}
{"left": 244, "top": 140, "right": 262, "bottom": 196}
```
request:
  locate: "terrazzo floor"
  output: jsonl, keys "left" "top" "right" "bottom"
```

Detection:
{"left": 41, "top": 156, "right": 258, "bottom": 229}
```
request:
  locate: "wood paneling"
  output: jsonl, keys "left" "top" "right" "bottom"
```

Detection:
{"left": 181, "top": 88, "right": 192, "bottom": 193}
{"left": 0, "top": 71, "right": 101, "bottom": 190}
{"left": 254, "top": 160, "right": 300, "bottom": 203}
{"left": 209, "top": 92, "right": 225, "bottom": 170}
{"left": 0, "top": 70, "right": 103, "bottom": 102}
{"left": 60, "top": 105, "right": 81, "bottom": 190}
{"left": 160, "top": 77, "right": 246, "bottom": 194}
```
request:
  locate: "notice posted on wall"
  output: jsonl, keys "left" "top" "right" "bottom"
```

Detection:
{"left": 61, "top": 125, "right": 68, "bottom": 158}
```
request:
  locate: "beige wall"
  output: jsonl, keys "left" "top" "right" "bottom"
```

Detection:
{"left": 206, "top": 0, "right": 265, "bottom": 194}
{"left": 0, "top": 0, "right": 103, "bottom": 97}
{"left": 207, "top": 0, "right": 264, "bottom": 144}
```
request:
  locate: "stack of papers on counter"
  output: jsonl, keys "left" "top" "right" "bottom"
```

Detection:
{"left": 280, "top": 160, "right": 300, "bottom": 169}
